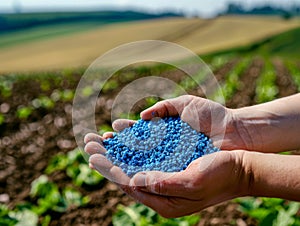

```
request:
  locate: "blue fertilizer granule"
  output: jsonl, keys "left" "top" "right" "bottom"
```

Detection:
{"left": 103, "top": 116, "right": 220, "bottom": 176}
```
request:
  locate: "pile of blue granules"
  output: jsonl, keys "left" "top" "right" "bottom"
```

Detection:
{"left": 103, "top": 116, "right": 220, "bottom": 176}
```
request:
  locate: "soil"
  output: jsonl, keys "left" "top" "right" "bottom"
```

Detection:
{"left": 0, "top": 58, "right": 299, "bottom": 225}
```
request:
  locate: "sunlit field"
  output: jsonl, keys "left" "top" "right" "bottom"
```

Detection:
{"left": 1, "top": 12, "right": 300, "bottom": 225}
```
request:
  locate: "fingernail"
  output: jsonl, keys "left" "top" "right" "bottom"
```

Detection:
{"left": 89, "top": 163, "right": 95, "bottom": 169}
{"left": 133, "top": 173, "right": 146, "bottom": 187}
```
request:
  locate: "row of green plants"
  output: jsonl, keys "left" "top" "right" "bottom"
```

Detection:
{"left": 210, "top": 56, "right": 250, "bottom": 103}
{"left": 0, "top": 149, "right": 104, "bottom": 226}
{"left": 237, "top": 58, "right": 300, "bottom": 225}
{"left": 285, "top": 61, "right": 300, "bottom": 91}
{"left": 113, "top": 203, "right": 200, "bottom": 226}
{"left": 221, "top": 57, "right": 251, "bottom": 101}
{"left": 179, "top": 54, "right": 234, "bottom": 92}
{"left": 2, "top": 56, "right": 300, "bottom": 225}
{"left": 236, "top": 198, "right": 300, "bottom": 226}
{"left": 0, "top": 144, "right": 202, "bottom": 226}
{"left": 255, "top": 59, "right": 278, "bottom": 103}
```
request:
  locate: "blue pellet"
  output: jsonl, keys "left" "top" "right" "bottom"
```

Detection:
{"left": 104, "top": 116, "right": 220, "bottom": 176}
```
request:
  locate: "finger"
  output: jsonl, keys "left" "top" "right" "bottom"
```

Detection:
{"left": 112, "top": 119, "right": 135, "bottom": 132}
{"left": 130, "top": 170, "right": 191, "bottom": 197}
{"left": 120, "top": 187, "right": 194, "bottom": 218}
{"left": 84, "top": 132, "right": 102, "bottom": 144}
{"left": 89, "top": 154, "right": 130, "bottom": 185}
{"left": 84, "top": 141, "right": 106, "bottom": 155}
{"left": 140, "top": 95, "right": 193, "bottom": 120}
{"left": 103, "top": 132, "right": 114, "bottom": 139}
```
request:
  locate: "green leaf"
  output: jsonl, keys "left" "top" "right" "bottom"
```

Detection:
{"left": 73, "top": 164, "right": 104, "bottom": 186}
{"left": 235, "top": 197, "right": 261, "bottom": 212}
{"left": 62, "top": 187, "right": 90, "bottom": 208}
{"left": 261, "top": 198, "right": 284, "bottom": 207}
{"left": 16, "top": 106, "right": 33, "bottom": 119}
{"left": 41, "top": 215, "right": 51, "bottom": 226}
{"left": 98, "top": 124, "right": 113, "bottom": 135}
{"left": 45, "top": 153, "right": 69, "bottom": 174}
{"left": 274, "top": 208, "right": 294, "bottom": 226}
{"left": 30, "top": 175, "right": 50, "bottom": 197}
{"left": 38, "top": 96, "right": 55, "bottom": 109}
{"left": 67, "top": 148, "right": 83, "bottom": 164}
{"left": 259, "top": 212, "right": 277, "bottom": 226}
{"left": 247, "top": 208, "right": 271, "bottom": 221}
{"left": 102, "top": 79, "right": 119, "bottom": 92}
{"left": 0, "top": 113, "right": 5, "bottom": 125}
{"left": 112, "top": 203, "right": 200, "bottom": 226}
{"left": 10, "top": 209, "right": 38, "bottom": 226}
{"left": 61, "top": 89, "right": 74, "bottom": 101}
{"left": 81, "top": 86, "right": 94, "bottom": 97}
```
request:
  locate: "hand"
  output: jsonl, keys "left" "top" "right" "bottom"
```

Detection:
{"left": 138, "top": 95, "right": 254, "bottom": 150}
{"left": 124, "top": 150, "right": 249, "bottom": 218}
{"left": 84, "top": 139, "right": 249, "bottom": 218}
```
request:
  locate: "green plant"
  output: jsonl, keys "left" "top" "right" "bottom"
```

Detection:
{"left": 209, "top": 54, "right": 235, "bottom": 71}
{"left": 285, "top": 61, "right": 300, "bottom": 91}
{"left": 255, "top": 60, "right": 278, "bottom": 103}
{"left": 210, "top": 58, "right": 250, "bottom": 103}
{"left": 46, "top": 149, "right": 104, "bottom": 186}
{"left": 81, "top": 86, "right": 94, "bottom": 97}
{"left": 40, "top": 80, "right": 51, "bottom": 92}
{"left": 98, "top": 124, "right": 113, "bottom": 135}
{"left": 236, "top": 197, "right": 300, "bottom": 226}
{"left": 221, "top": 58, "right": 250, "bottom": 101}
{"left": 0, "top": 113, "right": 5, "bottom": 125}
{"left": 102, "top": 79, "right": 119, "bottom": 92}
{"left": 0, "top": 204, "right": 19, "bottom": 226}
{"left": 30, "top": 175, "right": 90, "bottom": 215}
{"left": 179, "top": 66, "right": 210, "bottom": 92}
{"left": 38, "top": 96, "right": 55, "bottom": 109}
{"left": 16, "top": 106, "right": 33, "bottom": 119}
{"left": 113, "top": 203, "right": 200, "bottom": 226}
{"left": 61, "top": 89, "right": 74, "bottom": 101}
{"left": 0, "top": 78, "right": 14, "bottom": 98}
{"left": 144, "top": 97, "right": 160, "bottom": 109}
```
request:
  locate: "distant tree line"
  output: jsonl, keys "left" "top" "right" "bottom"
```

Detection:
{"left": 0, "top": 11, "right": 183, "bottom": 33}
{"left": 220, "top": 3, "right": 300, "bottom": 19}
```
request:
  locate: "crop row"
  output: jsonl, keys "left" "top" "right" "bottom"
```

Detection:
{"left": 1, "top": 55, "right": 300, "bottom": 225}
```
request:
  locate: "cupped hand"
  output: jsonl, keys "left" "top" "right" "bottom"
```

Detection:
{"left": 83, "top": 95, "right": 253, "bottom": 216}
{"left": 84, "top": 134, "right": 249, "bottom": 218}
{"left": 117, "top": 95, "right": 254, "bottom": 150}
{"left": 124, "top": 150, "right": 249, "bottom": 218}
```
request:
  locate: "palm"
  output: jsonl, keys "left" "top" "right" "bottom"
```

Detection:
{"left": 139, "top": 95, "right": 248, "bottom": 151}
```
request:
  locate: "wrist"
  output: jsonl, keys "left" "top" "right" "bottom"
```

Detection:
{"left": 231, "top": 150, "right": 253, "bottom": 197}
{"left": 231, "top": 107, "right": 267, "bottom": 151}
{"left": 239, "top": 151, "right": 300, "bottom": 200}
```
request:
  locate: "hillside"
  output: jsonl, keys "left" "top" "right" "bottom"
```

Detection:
{"left": 0, "top": 11, "right": 182, "bottom": 33}
{"left": 0, "top": 16, "right": 299, "bottom": 73}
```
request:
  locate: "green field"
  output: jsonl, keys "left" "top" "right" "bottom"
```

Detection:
{"left": 0, "top": 11, "right": 177, "bottom": 49}
{"left": 0, "top": 22, "right": 107, "bottom": 49}
{"left": 206, "top": 26, "right": 300, "bottom": 59}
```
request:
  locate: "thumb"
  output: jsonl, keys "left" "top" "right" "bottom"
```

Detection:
{"left": 130, "top": 170, "right": 189, "bottom": 197}
{"left": 140, "top": 95, "right": 193, "bottom": 120}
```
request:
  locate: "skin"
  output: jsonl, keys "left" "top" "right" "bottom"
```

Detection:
{"left": 84, "top": 94, "right": 300, "bottom": 218}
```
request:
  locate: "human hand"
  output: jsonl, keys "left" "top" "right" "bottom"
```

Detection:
{"left": 123, "top": 150, "right": 249, "bottom": 218}
{"left": 84, "top": 94, "right": 252, "bottom": 184}
{"left": 84, "top": 138, "right": 249, "bottom": 217}
{"left": 113, "top": 95, "right": 255, "bottom": 151}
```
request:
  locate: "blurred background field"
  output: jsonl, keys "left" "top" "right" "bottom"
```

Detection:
{"left": 0, "top": 14, "right": 300, "bottom": 73}
{"left": 0, "top": 0, "right": 300, "bottom": 225}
